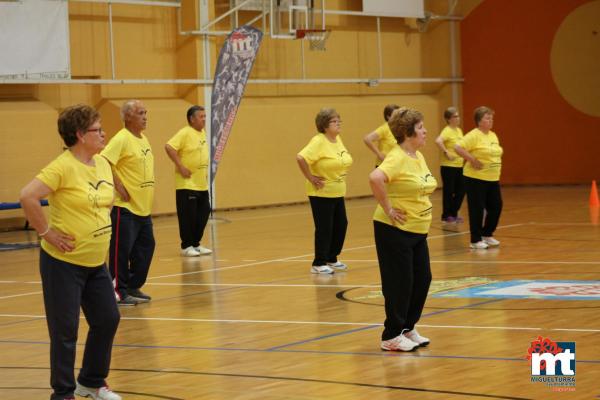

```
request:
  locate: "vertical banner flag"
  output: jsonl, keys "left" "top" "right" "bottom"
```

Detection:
{"left": 210, "top": 25, "right": 263, "bottom": 185}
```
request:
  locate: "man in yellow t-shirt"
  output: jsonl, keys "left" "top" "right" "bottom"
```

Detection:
{"left": 363, "top": 104, "right": 401, "bottom": 165}
{"left": 165, "top": 105, "right": 212, "bottom": 257}
{"left": 101, "top": 100, "right": 155, "bottom": 305}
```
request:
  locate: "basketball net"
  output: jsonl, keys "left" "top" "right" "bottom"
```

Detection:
{"left": 296, "top": 29, "right": 330, "bottom": 51}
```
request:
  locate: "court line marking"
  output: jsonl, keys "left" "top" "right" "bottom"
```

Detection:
{"left": 0, "top": 314, "right": 598, "bottom": 332}
{"left": 0, "top": 365, "right": 533, "bottom": 400}
{"left": 1, "top": 341, "right": 599, "bottom": 366}
{"left": 0, "top": 291, "right": 42, "bottom": 300}
{"left": 148, "top": 223, "right": 527, "bottom": 279}
{"left": 268, "top": 299, "right": 503, "bottom": 350}
{"left": 0, "top": 281, "right": 381, "bottom": 288}
{"left": 283, "top": 259, "right": 600, "bottom": 265}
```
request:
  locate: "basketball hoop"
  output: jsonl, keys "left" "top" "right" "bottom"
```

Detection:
{"left": 295, "top": 29, "right": 330, "bottom": 51}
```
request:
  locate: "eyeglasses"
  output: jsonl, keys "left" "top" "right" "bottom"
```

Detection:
{"left": 329, "top": 119, "right": 342, "bottom": 124}
{"left": 86, "top": 127, "right": 103, "bottom": 134}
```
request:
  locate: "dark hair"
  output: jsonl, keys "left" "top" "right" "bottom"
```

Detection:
{"left": 383, "top": 104, "right": 400, "bottom": 122}
{"left": 474, "top": 106, "right": 494, "bottom": 125}
{"left": 57, "top": 104, "right": 100, "bottom": 147}
{"left": 443, "top": 106, "right": 458, "bottom": 122}
{"left": 387, "top": 107, "right": 423, "bottom": 144}
{"left": 187, "top": 105, "right": 205, "bottom": 124}
{"left": 315, "top": 108, "right": 340, "bottom": 133}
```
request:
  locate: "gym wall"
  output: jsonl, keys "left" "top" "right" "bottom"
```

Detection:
{"left": 1, "top": 0, "right": 465, "bottom": 216}
{"left": 461, "top": 0, "right": 600, "bottom": 184}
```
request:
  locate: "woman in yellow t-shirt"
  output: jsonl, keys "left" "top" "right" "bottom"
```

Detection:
{"left": 20, "top": 105, "right": 122, "bottom": 400}
{"left": 455, "top": 106, "right": 504, "bottom": 250}
{"left": 296, "top": 108, "right": 353, "bottom": 274}
{"left": 363, "top": 104, "right": 400, "bottom": 165}
{"left": 369, "top": 108, "right": 436, "bottom": 352}
{"left": 434, "top": 106, "right": 465, "bottom": 223}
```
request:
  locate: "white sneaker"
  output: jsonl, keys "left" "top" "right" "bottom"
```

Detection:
{"left": 470, "top": 241, "right": 489, "bottom": 249}
{"left": 310, "top": 265, "right": 334, "bottom": 274}
{"left": 327, "top": 261, "right": 347, "bottom": 271}
{"left": 404, "top": 328, "right": 430, "bottom": 346}
{"left": 181, "top": 246, "right": 201, "bottom": 257}
{"left": 380, "top": 333, "right": 419, "bottom": 352}
{"left": 75, "top": 383, "right": 121, "bottom": 400}
{"left": 482, "top": 236, "right": 500, "bottom": 246}
{"left": 194, "top": 245, "right": 213, "bottom": 255}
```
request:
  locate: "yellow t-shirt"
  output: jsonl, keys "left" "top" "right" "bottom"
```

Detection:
{"left": 375, "top": 122, "right": 397, "bottom": 163}
{"left": 37, "top": 151, "right": 114, "bottom": 267}
{"left": 373, "top": 146, "right": 437, "bottom": 234}
{"left": 439, "top": 125, "right": 464, "bottom": 168}
{"left": 298, "top": 134, "right": 353, "bottom": 198}
{"left": 457, "top": 128, "right": 503, "bottom": 181}
{"left": 101, "top": 128, "right": 155, "bottom": 216}
{"left": 166, "top": 126, "right": 209, "bottom": 191}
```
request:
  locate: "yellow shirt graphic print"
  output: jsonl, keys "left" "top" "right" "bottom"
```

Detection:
{"left": 37, "top": 151, "right": 114, "bottom": 266}
{"left": 101, "top": 128, "right": 155, "bottom": 216}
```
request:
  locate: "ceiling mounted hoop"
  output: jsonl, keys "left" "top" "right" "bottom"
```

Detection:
{"left": 295, "top": 29, "right": 331, "bottom": 51}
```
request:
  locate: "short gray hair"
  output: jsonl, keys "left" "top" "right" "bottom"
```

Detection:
{"left": 120, "top": 100, "right": 140, "bottom": 122}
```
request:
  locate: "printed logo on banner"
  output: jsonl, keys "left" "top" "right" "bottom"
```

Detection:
{"left": 527, "top": 336, "right": 576, "bottom": 392}
{"left": 230, "top": 31, "right": 255, "bottom": 58}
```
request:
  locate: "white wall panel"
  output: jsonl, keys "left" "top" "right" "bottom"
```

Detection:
{"left": 0, "top": 0, "right": 70, "bottom": 79}
{"left": 362, "top": 0, "right": 424, "bottom": 18}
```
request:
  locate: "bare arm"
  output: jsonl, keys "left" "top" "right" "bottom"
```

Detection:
{"left": 165, "top": 144, "right": 191, "bottom": 178}
{"left": 296, "top": 154, "right": 324, "bottom": 190}
{"left": 368, "top": 169, "right": 406, "bottom": 224}
{"left": 363, "top": 131, "right": 386, "bottom": 162}
{"left": 435, "top": 135, "right": 454, "bottom": 161}
{"left": 20, "top": 178, "right": 75, "bottom": 252}
{"left": 454, "top": 144, "right": 483, "bottom": 169}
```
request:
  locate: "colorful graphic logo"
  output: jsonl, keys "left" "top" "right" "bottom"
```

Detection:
{"left": 527, "top": 336, "right": 576, "bottom": 391}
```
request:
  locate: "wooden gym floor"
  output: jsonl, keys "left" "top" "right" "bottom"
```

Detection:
{"left": 1, "top": 185, "right": 599, "bottom": 399}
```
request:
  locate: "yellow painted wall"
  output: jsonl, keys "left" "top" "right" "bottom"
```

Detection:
{"left": 1, "top": 0, "right": 462, "bottom": 220}
{"left": 215, "top": 94, "right": 444, "bottom": 208}
{"left": 0, "top": 101, "right": 59, "bottom": 221}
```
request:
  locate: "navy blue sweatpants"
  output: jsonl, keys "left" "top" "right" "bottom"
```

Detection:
{"left": 108, "top": 206, "right": 155, "bottom": 300}
{"left": 40, "top": 249, "right": 120, "bottom": 400}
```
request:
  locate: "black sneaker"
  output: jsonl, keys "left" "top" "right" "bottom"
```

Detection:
{"left": 128, "top": 288, "right": 152, "bottom": 301}
{"left": 117, "top": 295, "right": 140, "bottom": 306}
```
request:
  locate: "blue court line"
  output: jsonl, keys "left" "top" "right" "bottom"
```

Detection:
{"left": 2, "top": 339, "right": 600, "bottom": 364}
{"left": 267, "top": 298, "right": 506, "bottom": 351}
